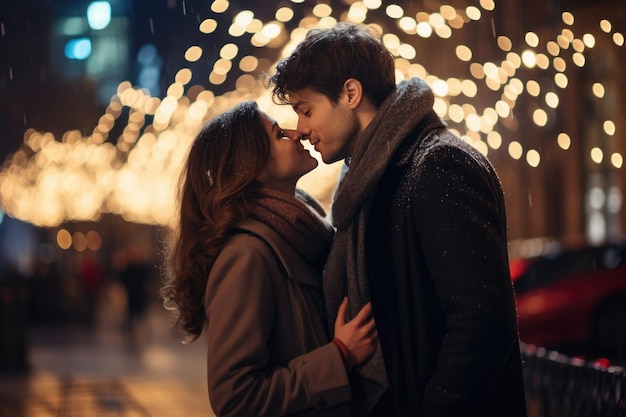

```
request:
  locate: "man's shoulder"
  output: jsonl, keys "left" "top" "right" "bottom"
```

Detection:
{"left": 415, "top": 129, "right": 493, "bottom": 171}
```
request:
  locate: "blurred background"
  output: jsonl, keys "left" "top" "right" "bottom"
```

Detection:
{"left": 0, "top": 0, "right": 624, "bottom": 416}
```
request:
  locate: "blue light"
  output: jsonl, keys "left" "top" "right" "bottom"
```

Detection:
{"left": 137, "top": 44, "right": 158, "bottom": 65}
{"left": 64, "top": 38, "right": 92, "bottom": 60}
{"left": 87, "top": 1, "right": 112, "bottom": 30}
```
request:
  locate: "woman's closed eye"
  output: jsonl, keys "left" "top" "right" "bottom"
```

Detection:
{"left": 277, "top": 128, "right": 291, "bottom": 140}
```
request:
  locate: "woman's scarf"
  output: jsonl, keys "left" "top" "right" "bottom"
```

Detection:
{"left": 249, "top": 186, "right": 334, "bottom": 270}
{"left": 324, "top": 78, "right": 439, "bottom": 414}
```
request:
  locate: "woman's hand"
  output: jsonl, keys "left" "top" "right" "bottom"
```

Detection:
{"left": 333, "top": 297, "right": 378, "bottom": 367}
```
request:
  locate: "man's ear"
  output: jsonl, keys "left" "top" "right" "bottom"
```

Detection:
{"left": 343, "top": 78, "right": 363, "bottom": 109}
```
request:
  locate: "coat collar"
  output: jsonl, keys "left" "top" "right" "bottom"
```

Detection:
{"left": 235, "top": 219, "right": 322, "bottom": 289}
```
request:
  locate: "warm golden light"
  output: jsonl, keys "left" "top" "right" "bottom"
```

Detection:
{"left": 275, "top": 7, "right": 294, "bottom": 22}
{"left": 175, "top": 68, "right": 192, "bottom": 85}
{"left": 429, "top": 13, "right": 445, "bottom": 28}
{"left": 526, "top": 149, "right": 540, "bottom": 167}
{"left": 547, "top": 41, "right": 560, "bottom": 56}
{"left": 533, "top": 109, "right": 548, "bottom": 127}
{"left": 553, "top": 56, "right": 566, "bottom": 72}
{"left": 435, "top": 25, "right": 452, "bottom": 39}
{"left": 199, "top": 19, "right": 217, "bottom": 34}
{"left": 220, "top": 43, "right": 239, "bottom": 60}
{"left": 73, "top": 231, "right": 87, "bottom": 252}
{"left": 592, "top": 83, "right": 605, "bottom": 98}
{"left": 545, "top": 92, "right": 559, "bottom": 108}
{"left": 525, "top": 32, "right": 539, "bottom": 47}
{"left": 347, "top": 3, "right": 367, "bottom": 23}
{"left": 562, "top": 12, "right": 574, "bottom": 25}
{"left": 572, "top": 52, "right": 586, "bottom": 67}
{"left": 184, "top": 46, "right": 203, "bottom": 62}
{"left": 0, "top": 1, "right": 621, "bottom": 229}
{"left": 363, "top": 0, "right": 382, "bottom": 9}
{"left": 583, "top": 33, "right": 596, "bottom": 48}
{"left": 385, "top": 4, "right": 404, "bottom": 19}
{"left": 591, "top": 147, "right": 604, "bottom": 164}
{"left": 461, "top": 79, "right": 477, "bottom": 97}
{"left": 497, "top": 36, "right": 512, "bottom": 51}
{"left": 86, "top": 230, "right": 102, "bottom": 251}
{"left": 603, "top": 120, "right": 616, "bottom": 136}
{"left": 495, "top": 100, "right": 510, "bottom": 118}
{"left": 57, "top": 229, "right": 72, "bottom": 250}
{"left": 399, "top": 17, "right": 417, "bottom": 33}
{"left": 554, "top": 73, "right": 569, "bottom": 88}
{"left": 521, "top": 50, "right": 537, "bottom": 68}
{"left": 557, "top": 133, "right": 571, "bottom": 150}
{"left": 508, "top": 141, "right": 523, "bottom": 160}
{"left": 479, "top": 0, "right": 495, "bottom": 11}
{"left": 526, "top": 80, "right": 540, "bottom": 97}
{"left": 440, "top": 5, "right": 456, "bottom": 20}
{"left": 487, "top": 131, "right": 502, "bottom": 149}
{"left": 239, "top": 55, "right": 258, "bottom": 72}
{"left": 466, "top": 6, "right": 481, "bottom": 20}
{"left": 416, "top": 21, "right": 433, "bottom": 37}
{"left": 234, "top": 10, "right": 254, "bottom": 27}
{"left": 312, "top": 4, "right": 332, "bottom": 18}
{"left": 211, "top": 0, "right": 229, "bottom": 13}
{"left": 466, "top": 114, "right": 481, "bottom": 132}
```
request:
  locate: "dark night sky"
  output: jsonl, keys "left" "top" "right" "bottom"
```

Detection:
{"left": 0, "top": 0, "right": 279, "bottom": 162}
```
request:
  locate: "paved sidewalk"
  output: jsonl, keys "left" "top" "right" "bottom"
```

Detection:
{"left": 0, "top": 282, "right": 216, "bottom": 417}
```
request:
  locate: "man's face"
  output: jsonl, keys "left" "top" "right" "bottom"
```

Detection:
{"left": 288, "top": 88, "right": 360, "bottom": 164}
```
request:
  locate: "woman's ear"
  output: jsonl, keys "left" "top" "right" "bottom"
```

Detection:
{"left": 343, "top": 78, "right": 363, "bottom": 109}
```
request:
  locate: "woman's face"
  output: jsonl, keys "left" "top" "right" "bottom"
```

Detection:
{"left": 256, "top": 112, "right": 318, "bottom": 194}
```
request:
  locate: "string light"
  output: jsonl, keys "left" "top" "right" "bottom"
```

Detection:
{"left": 0, "top": 1, "right": 623, "bottom": 227}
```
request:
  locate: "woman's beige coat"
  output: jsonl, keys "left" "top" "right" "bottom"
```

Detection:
{"left": 204, "top": 219, "right": 351, "bottom": 417}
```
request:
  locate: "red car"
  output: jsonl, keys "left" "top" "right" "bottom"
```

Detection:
{"left": 509, "top": 242, "right": 626, "bottom": 354}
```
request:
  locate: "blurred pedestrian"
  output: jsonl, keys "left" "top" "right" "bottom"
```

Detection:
{"left": 160, "top": 101, "right": 377, "bottom": 416}
{"left": 118, "top": 244, "right": 151, "bottom": 337}
{"left": 0, "top": 266, "right": 28, "bottom": 372}
{"left": 77, "top": 253, "right": 103, "bottom": 326}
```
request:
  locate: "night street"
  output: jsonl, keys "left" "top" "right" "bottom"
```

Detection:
{"left": 0, "top": 281, "right": 215, "bottom": 417}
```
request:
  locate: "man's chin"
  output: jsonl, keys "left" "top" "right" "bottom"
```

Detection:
{"left": 321, "top": 153, "right": 343, "bottom": 165}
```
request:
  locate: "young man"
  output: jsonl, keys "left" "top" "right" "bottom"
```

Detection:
{"left": 268, "top": 22, "right": 528, "bottom": 417}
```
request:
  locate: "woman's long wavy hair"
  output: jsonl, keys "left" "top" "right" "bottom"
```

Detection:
{"left": 160, "top": 101, "right": 270, "bottom": 342}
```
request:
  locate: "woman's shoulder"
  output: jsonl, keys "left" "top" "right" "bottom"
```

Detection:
{"left": 220, "top": 222, "right": 279, "bottom": 262}
{"left": 230, "top": 219, "right": 319, "bottom": 287}
{"left": 229, "top": 219, "right": 285, "bottom": 256}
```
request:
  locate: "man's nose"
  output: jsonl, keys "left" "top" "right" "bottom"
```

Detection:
{"left": 283, "top": 129, "right": 308, "bottom": 143}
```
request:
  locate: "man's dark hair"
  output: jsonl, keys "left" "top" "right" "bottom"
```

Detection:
{"left": 268, "top": 22, "right": 395, "bottom": 107}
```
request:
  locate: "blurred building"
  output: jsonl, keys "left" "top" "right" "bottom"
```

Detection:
{"left": 490, "top": 1, "right": 625, "bottom": 251}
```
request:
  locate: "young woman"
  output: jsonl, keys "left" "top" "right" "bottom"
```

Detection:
{"left": 160, "top": 101, "right": 377, "bottom": 417}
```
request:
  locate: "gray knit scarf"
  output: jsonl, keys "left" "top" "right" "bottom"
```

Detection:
{"left": 249, "top": 186, "right": 334, "bottom": 269}
{"left": 324, "top": 78, "right": 437, "bottom": 414}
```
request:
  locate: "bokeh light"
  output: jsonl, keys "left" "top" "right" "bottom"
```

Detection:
{"left": 0, "top": 1, "right": 623, "bottom": 229}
